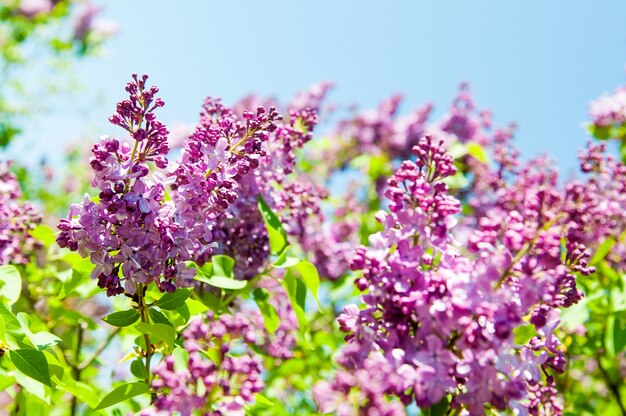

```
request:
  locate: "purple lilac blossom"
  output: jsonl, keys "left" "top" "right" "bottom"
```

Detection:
{"left": 57, "top": 75, "right": 282, "bottom": 296}
{"left": 146, "top": 312, "right": 264, "bottom": 416}
{"left": 318, "top": 136, "right": 590, "bottom": 415}
{"left": 0, "top": 161, "right": 42, "bottom": 264}
{"left": 589, "top": 86, "right": 626, "bottom": 129}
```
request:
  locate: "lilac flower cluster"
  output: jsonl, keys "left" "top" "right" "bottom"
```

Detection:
{"left": 0, "top": 162, "right": 41, "bottom": 264}
{"left": 313, "top": 84, "right": 493, "bottom": 179}
{"left": 299, "top": 84, "right": 502, "bottom": 281}
{"left": 194, "top": 89, "right": 327, "bottom": 281}
{"left": 296, "top": 189, "right": 362, "bottom": 280}
{"left": 589, "top": 86, "right": 626, "bottom": 130}
{"left": 57, "top": 75, "right": 186, "bottom": 295}
{"left": 169, "top": 96, "right": 281, "bottom": 267}
{"left": 319, "top": 94, "right": 432, "bottom": 172}
{"left": 438, "top": 82, "right": 492, "bottom": 145}
{"left": 56, "top": 75, "right": 286, "bottom": 296}
{"left": 147, "top": 312, "right": 264, "bottom": 416}
{"left": 313, "top": 343, "right": 406, "bottom": 416}
{"left": 16, "top": 0, "right": 53, "bottom": 17}
{"left": 564, "top": 142, "right": 626, "bottom": 272}
{"left": 319, "top": 136, "right": 590, "bottom": 415}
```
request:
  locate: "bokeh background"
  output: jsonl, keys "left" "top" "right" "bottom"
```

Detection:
{"left": 11, "top": 0, "right": 626, "bottom": 173}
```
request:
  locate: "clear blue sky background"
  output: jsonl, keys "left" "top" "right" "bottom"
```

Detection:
{"left": 13, "top": 1, "right": 626, "bottom": 174}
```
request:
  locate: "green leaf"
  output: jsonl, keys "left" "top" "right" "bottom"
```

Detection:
{"left": 15, "top": 313, "right": 62, "bottom": 350}
{"left": 612, "top": 281, "right": 626, "bottom": 313}
{"left": 172, "top": 347, "right": 190, "bottom": 372}
{"left": 422, "top": 395, "right": 450, "bottom": 416}
{"left": 155, "top": 289, "right": 191, "bottom": 310}
{"left": 513, "top": 324, "right": 536, "bottom": 345}
{"left": 560, "top": 297, "right": 590, "bottom": 331}
{"left": 447, "top": 141, "right": 468, "bottom": 159}
{"left": 9, "top": 349, "right": 51, "bottom": 387}
{"left": 591, "top": 237, "right": 616, "bottom": 265}
{"left": 254, "top": 393, "right": 274, "bottom": 408}
{"left": 442, "top": 170, "right": 469, "bottom": 189}
{"left": 53, "top": 373, "right": 100, "bottom": 409}
{"left": 467, "top": 142, "right": 488, "bottom": 164}
{"left": 193, "top": 290, "right": 222, "bottom": 312}
{"left": 58, "top": 257, "right": 92, "bottom": 299}
{"left": 0, "top": 265, "right": 21, "bottom": 306}
{"left": 148, "top": 308, "right": 173, "bottom": 327}
{"left": 282, "top": 271, "right": 308, "bottom": 331}
{"left": 588, "top": 123, "right": 613, "bottom": 140}
{"left": 258, "top": 196, "right": 288, "bottom": 255}
{"left": 211, "top": 255, "right": 235, "bottom": 277}
{"left": 186, "top": 298, "right": 210, "bottom": 316}
{"left": 94, "top": 382, "right": 150, "bottom": 410}
{"left": 253, "top": 288, "right": 280, "bottom": 333}
{"left": 30, "top": 225, "right": 56, "bottom": 247}
{"left": 613, "top": 314, "right": 626, "bottom": 355}
{"left": 130, "top": 359, "right": 147, "bottom": 379}
{"left": 103, "top": 309, "right": 140, "bottom": 327}
{"left": 273, "top": 255, "right": 300, "bottom": 269}
{"left": 29, "top": 331, "right": 62, "bottom": 350}
{"left": 0, "top": 303, "right": 24, "bottom": 348}
{"left": 177, "top": 303, "right": 191, "bottom": 324}
{"left": 135, "top": 322, "right": 176, "bottom": 349}
{"left": 291, "top": 260, "right": 320, "bottom": 305}
{"left": 13, "top": 370, "right": 48, "bottom": 403}
{"left": 14, "top": 389, "right": 47, "bottom": 415}
{"left": 194, "top": 274, "right": 247, "bottom": 290}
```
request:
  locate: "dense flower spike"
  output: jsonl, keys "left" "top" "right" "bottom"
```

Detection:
{"left": 0, "top": 162, "right": 42, "bottom": 264}
{"left": 439, "top": 82, "right": 491, "bottom": 145}
{"left": 169, "top": 97, "right": 281, "bottom": 265}
{"left": 322, "top": 136, "right": 587, "bottom": 415}
{"left": 56, "top": 75, "right": 193, "bottom": 295}
{"left": 564, "top": 142, "right": 626, "bottom": 272}
{"left": 187, "top": 88, "right": 332, "bottom": 282}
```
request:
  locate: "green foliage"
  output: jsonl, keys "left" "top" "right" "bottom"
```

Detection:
{"left": 9, "top": 349, "right": 51, "bottom": 387}
{"left": 253, "top": 288, "right": 280, "bottom": 333}
{"left": 103, "top": 309, "right": 141, "bottom": 327}
{"left": 94, "top": 382, "right": 150, "bottom": 410}
{"left": 135, "top": 322, "right": 176, "bottom": 350}
{"left": 422, "top": 396, "right": 450, "bottom": 416}
{"left": 258, "top": 195, "right": 289, "bottom": 255}
{"left": 154, "top": 288, "right": 192, "bottom": 310}
{"left": 0, "top": 265, "right": 21, "bottom": 305}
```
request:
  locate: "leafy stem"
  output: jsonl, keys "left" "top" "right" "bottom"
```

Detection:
{"left": 136, "top": 283, "right": 156, "bottom": 403}
{"left": 69, "top": 323, "right": 84, "bottom": 416}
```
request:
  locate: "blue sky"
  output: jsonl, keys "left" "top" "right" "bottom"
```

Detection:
{"left": 13, "top": 1, "right": 626, "bottom": 174}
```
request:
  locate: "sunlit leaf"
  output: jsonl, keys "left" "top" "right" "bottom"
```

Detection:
{"left": 103, "top": 309, "right": 140, "bottom": 327}
{"left": 258, "top": 196, "right": 288, "bottom": 255}
{"left": 9, "top": 349, "right": 51, "bottom": 387}
{"left": 0, "top": 265, "right": 21, "bottom": 305}
{"left": 94, "top": 382, "right": 150, "bottom": 410}
{"left": 155, "top": 289, "right": 191, "bottom": 310}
